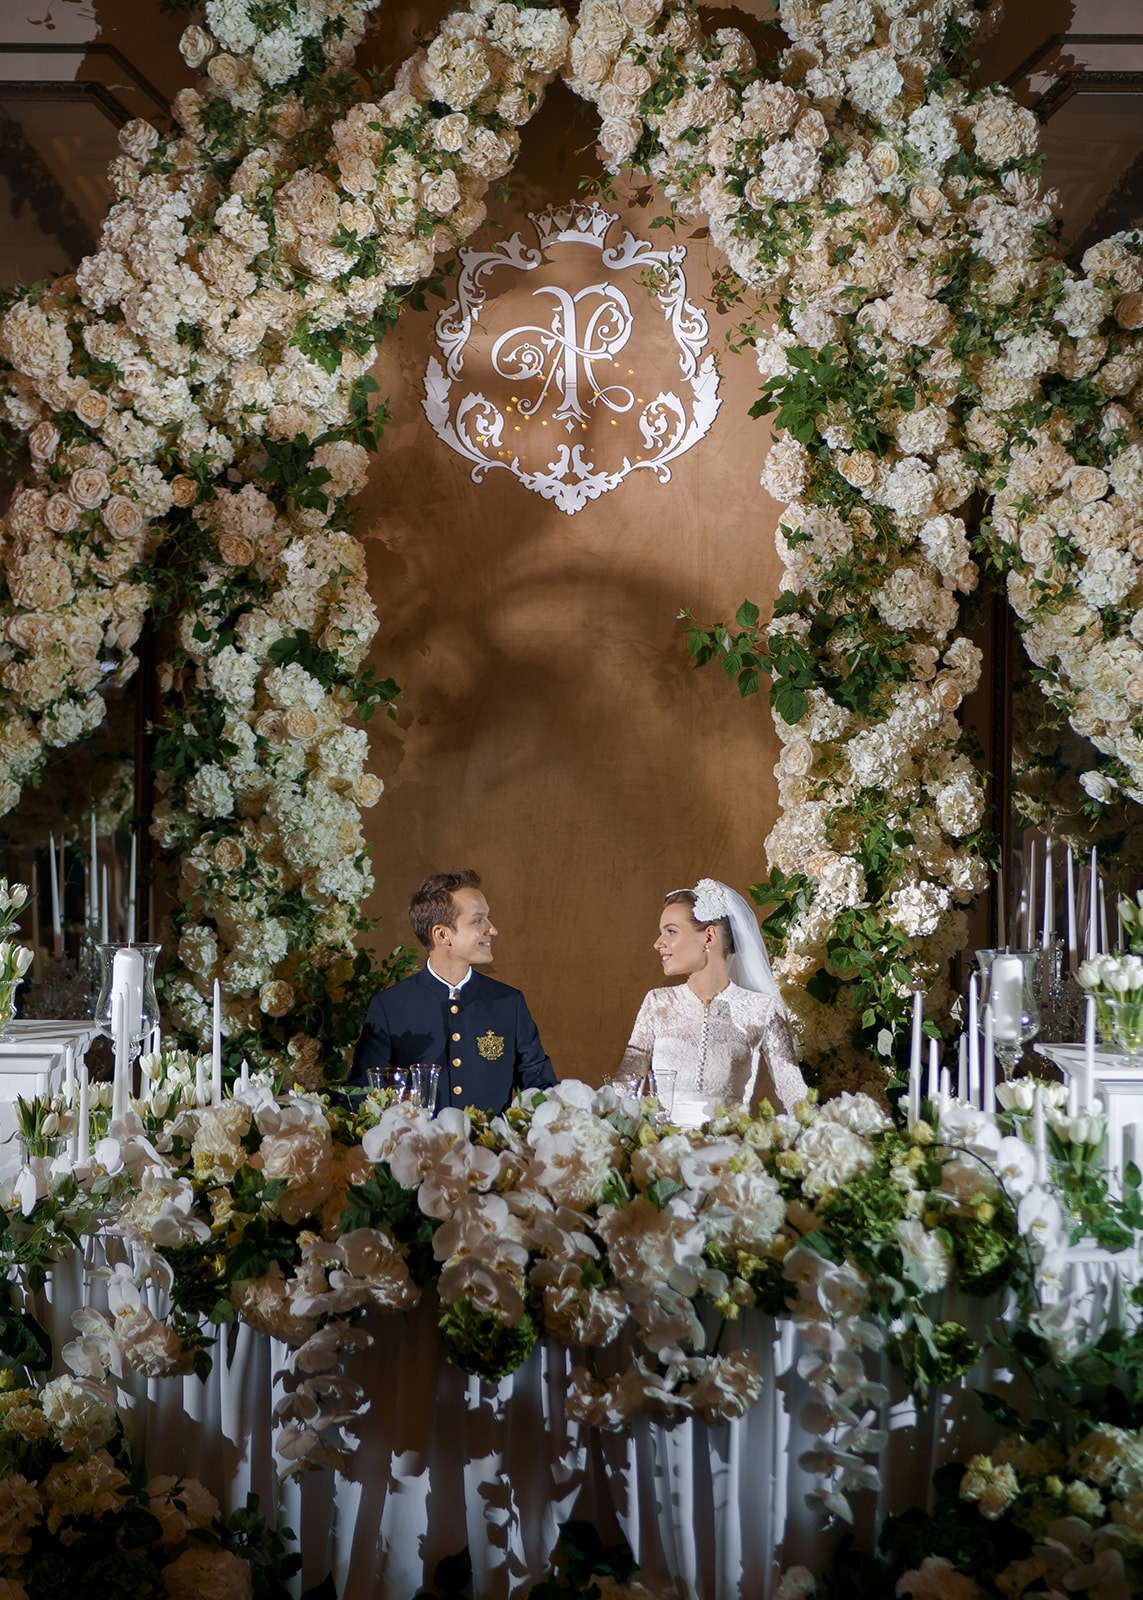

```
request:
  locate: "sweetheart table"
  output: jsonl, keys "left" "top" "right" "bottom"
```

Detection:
{"left": 20, "top": 1248, "right": 1082, "bottom": 1600}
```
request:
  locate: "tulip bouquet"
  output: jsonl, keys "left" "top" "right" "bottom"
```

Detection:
{"left": 0, "top": 879, "right": 32, "bottom": 1033}
{"left": 1077, "top": 952, "right": 1143, "bottom": 1060}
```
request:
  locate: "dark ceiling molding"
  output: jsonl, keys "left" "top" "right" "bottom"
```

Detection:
{"left": 0, "top": 40, "right": 169, "bottom": 122}
{"left": 1004, "top": 33, "right": 1143, "bottom": 116}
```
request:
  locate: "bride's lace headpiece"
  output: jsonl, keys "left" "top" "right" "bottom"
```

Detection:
{"left": 675, "top": 877, "right": 786, "bottom": 1013}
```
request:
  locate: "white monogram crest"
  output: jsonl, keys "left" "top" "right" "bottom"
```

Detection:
{"left": 423, "top": 203, "right": 721, "bottom": 515}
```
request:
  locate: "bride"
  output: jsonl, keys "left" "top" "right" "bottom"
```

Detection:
{"left": 619, "top": 879, "right": 807, "bottom": 1125}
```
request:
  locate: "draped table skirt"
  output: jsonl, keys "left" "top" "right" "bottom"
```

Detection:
{"left": 23, "top": 1246, "right": 1128, "bottom": 1599}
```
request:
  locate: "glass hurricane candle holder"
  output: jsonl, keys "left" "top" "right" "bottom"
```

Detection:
{"left": 93, "top": 942, "right": 161, "bottom": 1056}
{"left": 980, "top": 947, "right": 1041, "bottom": 1080}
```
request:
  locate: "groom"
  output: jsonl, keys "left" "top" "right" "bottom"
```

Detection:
{"left": 352, "top": 869, "right": 556, "bottom": 1114}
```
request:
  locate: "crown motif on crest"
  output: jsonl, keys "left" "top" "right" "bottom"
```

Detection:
{"left": 530, "top": 202, "right": 617, "bottom": 251}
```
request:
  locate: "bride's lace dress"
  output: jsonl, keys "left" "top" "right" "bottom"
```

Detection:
{"left": 619, "top": 982, "right": 807, "bottom": 1124}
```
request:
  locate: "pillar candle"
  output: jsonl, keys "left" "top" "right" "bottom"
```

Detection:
{"left": 211, "top": 979, "right": 223, "bottom": 1105}
{"left": 990, "top": 954, "right": 1024, "bottom": 1044}
{"left": 112, "top": 946, "right": 144, "bottom": 1042}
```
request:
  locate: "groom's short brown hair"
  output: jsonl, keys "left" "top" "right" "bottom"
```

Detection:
{"left": 409, "top": 869, "right": 482, "bottom": 950}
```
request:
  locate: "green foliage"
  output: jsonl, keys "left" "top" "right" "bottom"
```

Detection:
{"left": 437, "top": 1297, "right": 539, "bottom": 1382}
{"left": 750, "top": 868, "right": 815, "bottom": 949}
{"left": 340, "top": 1164, "right": 439, "bottom": 1283}
{"left": 887, "top": 1317, "right": 980, "bottom": 1398}
{"left": 264, "top": 628, "right": 400, "bottom": 721}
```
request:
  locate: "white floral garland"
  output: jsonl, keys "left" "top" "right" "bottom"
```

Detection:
{"left": 0, "top": 0, "right": 571, "bottom": 1075}
{"left": 1, "top": 0, "right": 1139, "bottom": 1085}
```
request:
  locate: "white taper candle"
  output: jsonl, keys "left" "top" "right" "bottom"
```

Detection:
{"left": 211, "top": 979, "right": 223, "bottom": 1105}
{"left": 1032, "top": 1085, "right": 1047, "bottom": 1186}
{"left": 77, "top": 1064, "right": 89, "bottom": 1163}
{"left": 126, "top": 831, "right": 137, "bottom": 946}
{"left": 48, "top": 834, "right": 61, "bottom": 955}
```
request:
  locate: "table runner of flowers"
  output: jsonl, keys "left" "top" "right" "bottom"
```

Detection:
{"left": 7, "top": 1066, "right": 1140, "bottom": 1529}
{"left": 0, "top": 0, "right": 1139, "bottom": 1097}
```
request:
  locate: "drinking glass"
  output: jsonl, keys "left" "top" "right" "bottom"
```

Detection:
{"left": 366, "top": 1063, "right": 440, "bottom": 1110}
{"left": 649, "top": 1066, "right": 678, "bottom": 1116}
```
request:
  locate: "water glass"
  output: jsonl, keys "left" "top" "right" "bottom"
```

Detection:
{"left": 649, "top": 1066, "right": 678, "bottom": 1116}
{"left": 366, "top": 1063, "right": 440, "bottom": 1109}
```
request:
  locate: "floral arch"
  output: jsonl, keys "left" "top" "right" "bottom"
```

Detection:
{"left": 0, "top": 0, "right": 1140, "bottom": 1094}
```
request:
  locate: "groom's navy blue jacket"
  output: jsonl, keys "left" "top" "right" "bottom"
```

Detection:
{"left": 351, "top": 965, "right": 556, "bottom": 1114}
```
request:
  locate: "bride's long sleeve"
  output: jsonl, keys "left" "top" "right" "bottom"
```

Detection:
{"left": 753, "top": 1005, "right": 808, "bottom": 1114}
{"left": 619, "top": 992, "right": 655, "bottom": 1077}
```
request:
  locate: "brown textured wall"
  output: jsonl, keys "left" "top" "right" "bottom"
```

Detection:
{"left": 352, "top": 79, "right": 787, "bottom": 1078}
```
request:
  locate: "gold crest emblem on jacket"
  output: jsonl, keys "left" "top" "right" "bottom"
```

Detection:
{"left": 477, "top": 1030, "right": 505, "bottom": 1061}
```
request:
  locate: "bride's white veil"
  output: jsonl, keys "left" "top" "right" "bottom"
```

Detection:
{"left": 690, "top": 878, "right": 787, "bottom": 1013}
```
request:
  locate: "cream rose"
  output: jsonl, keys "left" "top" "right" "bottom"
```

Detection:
{"left": 118, "top": 118, "right": 160, "bottom": 162}
{"left": 163, "top": 1545, "right": 253, "bottom": 1600}
{"left": 179, "top": 24, "right": 214, "bottom": 69}
{"left": 285, "top": 705, "right": 319, "bottom": 740}
{"left": 102, "top": 496, "right": 144, "bottom": 540}
{"left": 69, "top": 467, "right": 110, "bottom": 508}
{"left": 838, "top": 451, "right": 878, "bottom": 490}
{"left": 1115, "top": 294, "right": 1143, "bottom": 331}
{"left": 170, "top": 475, "right": 198, "bottom": 508}
{"left": 217, "top": 533, "right": 254, "bottom": 565}
{"left": 28, "top": 421, "right": 58, "bottom": 460}
{"left": 259, "top": 980, "right": 294, "bottom": 1018}
{"left": 45, "top": 493, "right": 80, "bottom": 533}
{"left": 1070, "top": 466, "right": 1109, "bottom": 504}
{"left": 351, "top": 772, "right": 384, "bottom": 807}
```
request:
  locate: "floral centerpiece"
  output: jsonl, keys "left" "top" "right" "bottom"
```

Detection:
{"left": 1, "top": 1074, "right": 1083, "bottom": 1509}
{"left": 0, "top": 880, "right": 32, "bottom": 1034}
{"left": 1073, "top": 890, "right": 1143, "bottom": 1057}
{"left": 0, "top": 1369, "right": 303, "bottom": 1600}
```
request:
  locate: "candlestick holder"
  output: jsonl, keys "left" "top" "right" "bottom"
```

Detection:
{"left": 979, "top": 947, "right": 1041, "bottom": 1079}
{"left": 93, "top": 942, "right": 161, "bottom": 1056}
